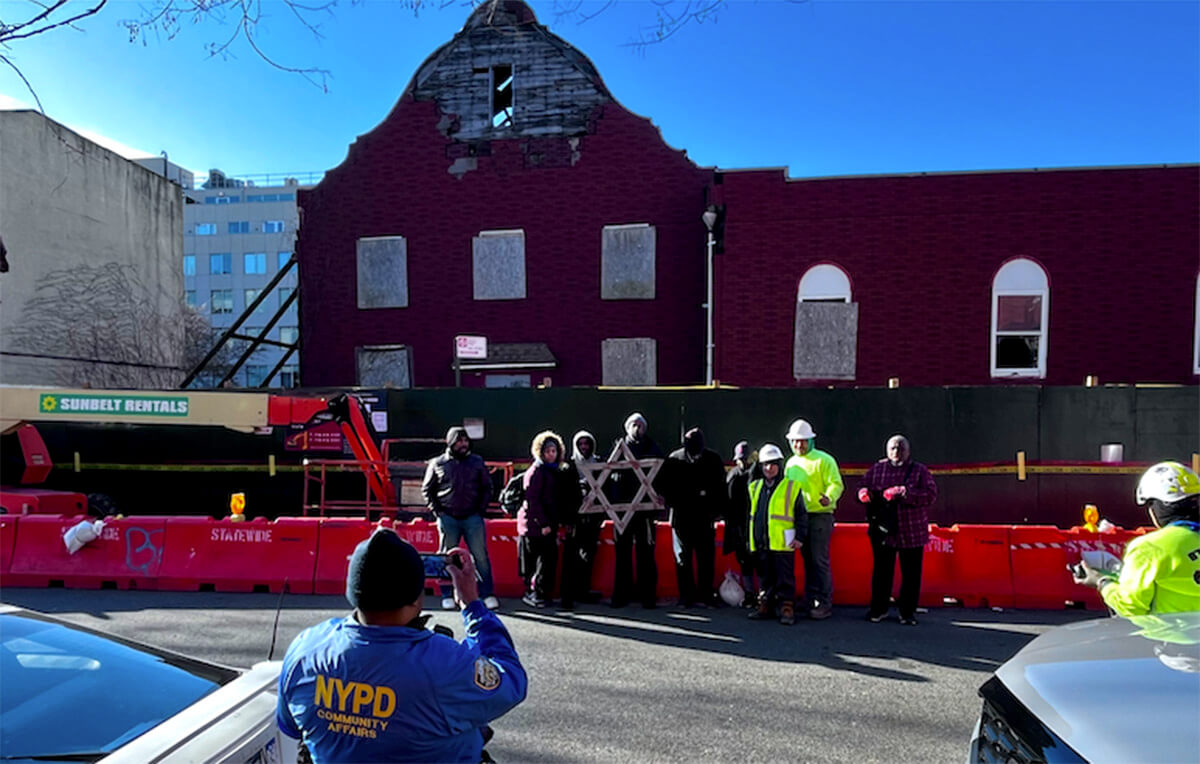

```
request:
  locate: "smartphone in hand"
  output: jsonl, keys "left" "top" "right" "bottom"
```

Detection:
{"left": 421, "top": 553, "right": 454, "bottom": 580}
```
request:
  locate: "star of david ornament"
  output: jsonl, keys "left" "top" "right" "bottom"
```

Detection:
{"left": 576, "top": 440, "right": 664, "bottom": 535}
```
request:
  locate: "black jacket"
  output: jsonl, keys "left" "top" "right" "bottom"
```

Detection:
{"left": 421, "top": 429, "right": 492, "bottom": 517}
{"left": 663, "top": 447, "right": 727, "bottom": 530}
{"left": 605, "top": 435, "right": 665, "bottom": 505}
{"left": 724, "top": 463, "right": 753, "bottom": 554}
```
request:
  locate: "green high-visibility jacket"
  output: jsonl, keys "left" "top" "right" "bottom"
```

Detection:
{"left": 785, "top": 448, "right": 844, "bottom": 514}
{"left": 748, "top": 477, "right": 807, "bottom": 553}
{"left": 1101, "top": 522, "right": 1200, "bottom": 617}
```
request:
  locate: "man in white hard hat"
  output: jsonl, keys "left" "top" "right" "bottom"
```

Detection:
{"left": 785, "top": 418, "right": 844, "bottom": 620}
{"left": 747, "top": 443, "right": 807, "bottom": 625}
{"left": 1073, "top": 461, "right": 1200, "bottom": 617}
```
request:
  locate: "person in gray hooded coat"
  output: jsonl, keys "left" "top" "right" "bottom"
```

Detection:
{"left": 561, "top": 430, "right": 604, "bottom": 608}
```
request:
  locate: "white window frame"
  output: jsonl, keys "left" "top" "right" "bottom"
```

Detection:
{"left": 990, "top": 258, "right": 1050, "bottom": 379}
{"left": 1193, "top": 273, "right": 1200, "bottom": 375}
{"left": 798, "top": 263, "right": 852, "bottom": 303}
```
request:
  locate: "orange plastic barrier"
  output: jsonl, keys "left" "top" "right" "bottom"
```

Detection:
{"left": 1009, "top": 525, "right": 1145, "bottom": 609}
{"left": 829, "top": 523, "right": 873, "bottom": 606}
{"left": 158, "top": 517, "right": 322, "bottom": 594}
{"left": 920, "top": 524, "right": 1014, "bottom": 608}
{"left": 0, "top": 515, "right": 16, "bottom": 578}
{"left": 484, "top": 518, "right": 524, "bottom": 598}
{"left": 4, "top": 515, "right": 170, "bottom": 589}
{"left": 313, "top": 518, "right": 439, "bottom": 595}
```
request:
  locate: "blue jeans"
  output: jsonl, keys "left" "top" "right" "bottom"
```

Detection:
{"left": 436, "top": 514, "right": 494, "bottom": 598}
{"left": 800, "top": 513, "right": 834, "bottom": 609}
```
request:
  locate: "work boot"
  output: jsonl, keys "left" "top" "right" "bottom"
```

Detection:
{"left": 779, "top": 601, "right": 795, "bottom": 626}
{"left": 810, "top": 603, "right": 833, "bottom": 620}
{"left": 747, "top": 596, "right": 771, "bottom": 620}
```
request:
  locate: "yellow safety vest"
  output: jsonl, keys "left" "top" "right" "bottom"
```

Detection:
{"left": 1102, "top": 522, "right": 1200, "bottom": 617}
{"left": 748, "top": 477, "right": 802, "bottom": 553}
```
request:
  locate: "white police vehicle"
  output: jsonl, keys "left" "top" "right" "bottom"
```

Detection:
{"left": 0, "top": 604, "right": 298, "bottom": 763}
{"left": 969, "top": 612, "right": 1199, "bottom": 763}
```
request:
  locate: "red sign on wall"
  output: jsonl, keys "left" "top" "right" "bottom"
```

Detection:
{"left": 284, "top": 422, "right": 344, "bottom": 452}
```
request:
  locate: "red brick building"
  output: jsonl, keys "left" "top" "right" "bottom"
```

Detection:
{"left": 298, "top": 1, "right": 1199, "bottom": 389}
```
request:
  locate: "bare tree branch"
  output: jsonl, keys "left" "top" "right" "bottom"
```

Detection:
{"left": 0, "top": 53, "right": 45, "bottom": 112}
{"left": 0, "top": 0, "right": 108, "bottom": 45}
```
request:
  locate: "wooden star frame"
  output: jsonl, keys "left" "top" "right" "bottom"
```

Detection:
{"left": 576, "top": 440, "right": 664, "bottom": 535}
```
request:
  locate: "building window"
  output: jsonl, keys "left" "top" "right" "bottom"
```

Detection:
{"left": 601, "top": 224, "right": 656, "bottom": 300}
{"left": 246, "top": 364, "right": 268, "bottom": 387}
{"left": 601, "top": 338, "right": 657, "bottom": 386}
{"left": 485, "top": 374, "right": 530, "bottom": 388}
{"left": 211, "top": 289, "right": 233, "bottom": 314}
{"left": 183, "top": 255, "right": 195, "bottom": 276}
{"left": 209, "top": 253, "right": 232, "bottom": 275}
{"left": 794, "top": 264, "right": 858, "bottom": 381}
{"left": 491, "top": 64, "right": 513, "bottom": 128}
{"left": 243, "top": 253, "right": 267, "bottom": 274}
{"left": 279, "top": 286, "right": 295, "bottom": 306}
{"left": 798, "top": 263, "right": 852, "bottom": 303}
{"left": 1193, "top": 274, "right": 1200, "bottom": 375}
{"left": 357, "top": 236, "right": 408, "bottom": 309}
{"left": 280, "top": 326, "right": 299, "bottom": 345}
{"left": 245, "top": 326, "right": 263, "bottom": 338}
{"left": 277, "top": 251, "right": 292, "bottom": 270}
{"left": 196, "top": 223, "right": 217, "bottom": 236}
{"left": 473, "top": 229, "right": 526, "bottom": 300}
{"left": 991, "top": 258, "right": 1050, "bottom": 378}
{"left": 244, "top": 289, "right": 261, "bottom": 309}
{"left": 263, "top": 220, "right": 285, "bottom": 233}
{"left": 280, "top": 365, "right": 299, "bottom": 388}
{"left": 185, "top": 290, "right": 196, "bottom": 307}
{"left": 228, "top": 221, "right": 250, "bottom": 234}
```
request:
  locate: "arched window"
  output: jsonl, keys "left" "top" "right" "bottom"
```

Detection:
{"left": 794, "top": 264, "right": 857, "bottom": 381}
{"left": 797, "top": 264, "right": 852, "bottom": 303}
{"left": 991, "top": 258, "right": 1049, "bottom": 378}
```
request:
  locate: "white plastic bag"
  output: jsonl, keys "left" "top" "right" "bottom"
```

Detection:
{"left": 63, "top": 520, "right": 104, "bottom": 555}
{"left": 719, "top": 570, "right": 745, "bottom": 607}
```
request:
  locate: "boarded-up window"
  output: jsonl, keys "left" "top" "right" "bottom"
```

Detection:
{"left": 357, "top": 236, "right": 408, "bottom": 309}
{"left": 473, "top": 230, "right": 526, "bottom": 300}
{"left": 602, "top": 338, "right": 657, "bottom": 386}
{"left": 357, "top": 344, "right": 413, "bottom": 388}
{"left": 601, "top": 224, "right": 655, "bottom": 300}
{"left": 794, "top": 302, "right": 859, "bottom": 380}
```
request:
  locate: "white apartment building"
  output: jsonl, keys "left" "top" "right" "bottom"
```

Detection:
{"left": 183, "top": 170, "right": 311, "bottom": 388}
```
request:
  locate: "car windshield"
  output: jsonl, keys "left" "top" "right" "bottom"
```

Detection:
{"left": 0, "top": 612, "right": 237, "bottom": 761}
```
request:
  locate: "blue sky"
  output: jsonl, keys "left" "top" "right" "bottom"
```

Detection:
{"left": 2, "top": 0, "right": 1197, "bottom": 179}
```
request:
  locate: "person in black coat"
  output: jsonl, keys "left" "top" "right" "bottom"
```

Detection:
{"left": 724, "top": 440, "right": 758, "bottom": 607}
{"left": 664, "top": 428, "right": 727, "bottom": 607}
{"left": 605, "top": 412, "right": 664, "bottom": 608}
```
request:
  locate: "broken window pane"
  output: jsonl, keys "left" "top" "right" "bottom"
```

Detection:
{"left": 996, "top": 294, "right": 1042, "bottom": 331}
{"left": 995, "top": 335, "right": 1039, "bottom": 369}
{"left": 491, "top": 64, "right": 513, "bottom": 128}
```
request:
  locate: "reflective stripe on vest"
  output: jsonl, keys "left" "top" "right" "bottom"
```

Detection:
{"left": 770, "top": 481, "right": 795, "bottom": 523}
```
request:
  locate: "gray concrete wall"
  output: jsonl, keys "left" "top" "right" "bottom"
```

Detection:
{"left": 0, "top": 111, "right": 185, "bottom": 387}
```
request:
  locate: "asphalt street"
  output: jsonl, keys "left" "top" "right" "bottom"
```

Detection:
{"left": 2, "top": 589, "right": 1094, "bottom": 763}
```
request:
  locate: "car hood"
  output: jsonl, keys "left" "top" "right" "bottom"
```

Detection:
{"left": 995, "top": 613, "right": 1200, "bottom": 763}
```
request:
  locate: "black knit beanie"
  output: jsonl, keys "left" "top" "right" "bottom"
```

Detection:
{"left": 346, "top": 529, "right": 425, "bottom": 611}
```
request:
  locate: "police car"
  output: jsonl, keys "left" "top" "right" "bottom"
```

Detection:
{"left": 0, "top": 604, "right": 298, "bottom": 763}
{"left": 968, "top": 612, "right": 1200, "bottom": 763}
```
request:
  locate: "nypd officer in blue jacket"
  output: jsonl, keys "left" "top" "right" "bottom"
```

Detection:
{"left": 277, "top": 529, "right": 528, "bottom": 762}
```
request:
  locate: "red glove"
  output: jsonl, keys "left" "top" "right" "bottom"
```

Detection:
{"left": 883, "top": 486, "right": 903, "bottom": 501}
{"left": 857, "top": 488, "right": 871, "bottom": 503}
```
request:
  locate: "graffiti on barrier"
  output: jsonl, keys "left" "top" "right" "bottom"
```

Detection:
{"left": 125, "top": 527, "right": 164, "bottom": 575}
